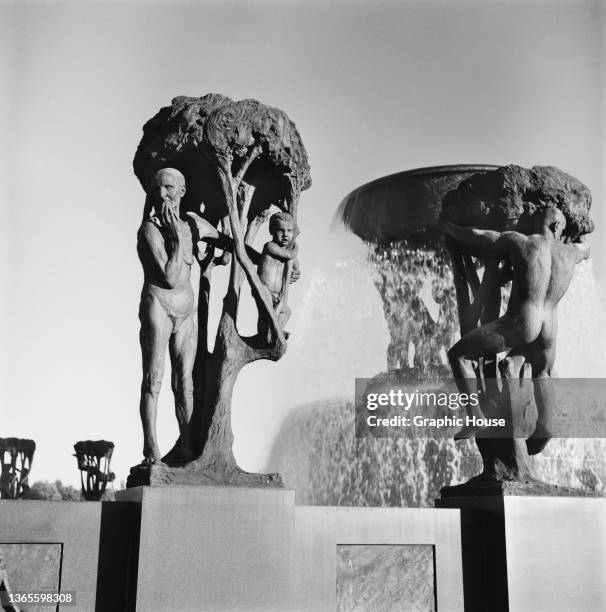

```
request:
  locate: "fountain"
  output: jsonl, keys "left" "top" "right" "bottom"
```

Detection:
{"left": 267, "top": 164, "right": 606, "bottom": 505}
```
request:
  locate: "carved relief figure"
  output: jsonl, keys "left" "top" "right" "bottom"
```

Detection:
{"left": 137, "top": 168, "right": 197, "bottom": 465}
{"left": 442, "top": 207, "right": 590, "bottom": 450}
{"left": 0, "top": 552, "right": 20, "bottom": 612}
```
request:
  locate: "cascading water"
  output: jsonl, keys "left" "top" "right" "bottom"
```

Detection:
{"left": 266, "top": 166, "right": 606, "bottom": 506}
{"left": 265, "top": 235, "right": 481, "bottom": 507}
{"left": 371, "top": 241, "right": 457, "bottom": 375}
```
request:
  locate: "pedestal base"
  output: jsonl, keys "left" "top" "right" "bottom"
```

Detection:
{"left": 115, "top": 486, "right": 465, "bottom": 611}
{"left": 126, "top": 462, "right": 283, "bottom": 488}
{"left": 116, "top": 486, "right": 295, "bottom": 612}
{"left": 440, "top": 473, "right": 594, "bottom": 498}
{"left": 437, "top": 495, "right": 606, "bottom": 611}
{"left": 0, "top": 500, "right": 138, "bottom": 611}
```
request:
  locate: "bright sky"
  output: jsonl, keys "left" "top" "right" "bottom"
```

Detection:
{"left": 2, "top": 0, "right": 604, "bottom": 487}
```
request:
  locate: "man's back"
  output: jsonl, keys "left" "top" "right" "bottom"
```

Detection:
{"left": 500, "top": 232, "right": 552, "bottom": 316}
{"left": 500, "top": 232, "right": 580, "bottom": 315}
{"left": 544, "top": 238, "right": 584, "bottom": 307}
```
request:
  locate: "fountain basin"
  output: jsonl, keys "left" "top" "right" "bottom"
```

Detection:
{"left": 335, "top": 164, "right": 499, "bottom": 244}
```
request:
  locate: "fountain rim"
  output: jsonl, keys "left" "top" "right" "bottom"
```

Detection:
{"left": 342, "top": 163, "right": 501, "bottom": 199}
{"left": 332, "top": 164, "right": 502, "bottom": 240}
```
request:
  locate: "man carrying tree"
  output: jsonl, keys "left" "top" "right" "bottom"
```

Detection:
{"left": 442, "top": 207, "right": 589, "bottom": 452}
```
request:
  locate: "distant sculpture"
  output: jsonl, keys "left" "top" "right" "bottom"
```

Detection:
{"left": 137, "top": 168, "right": 197, "bottom": 465}
{"left": 128, "top": 94, "right": 311, "bottom": 487}
{"left": 74, "top": 440, "right": 116, "bottom": 501}
{"left": 0, "top": 438, "right": 35, "bottom": 499}
{"left": 439, "top": 164, "right": 594, "bottom": 494}
{"left": 443, "top": 209, "right": 590, "bottom": 449}
{"left": 257, "top": 212, "right": 300, "bottom": 339}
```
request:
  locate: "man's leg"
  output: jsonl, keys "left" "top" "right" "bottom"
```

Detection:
{"left": 255, "top": 293, "right": 270, "bottom": 342}
{"left": 526, "top": 338, "right": 556, "bottom": 455}
{"left": 448, "top": 317, "right": 520, "bottom": 439}
{"left": 139, "top": 298, "right": 172, "bottom": 463}
{"left": 169, "top": 311, "right": 198, "bottom": 462}
{"left": 526, "top": 374, "right": 555, "bottom": 455}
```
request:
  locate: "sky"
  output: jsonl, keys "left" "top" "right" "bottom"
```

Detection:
{"left": 1, "top": 0, "right": 605, "bottom": 487}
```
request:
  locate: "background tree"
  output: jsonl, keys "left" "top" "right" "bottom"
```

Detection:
{"left": 25, "top": 479, "right": 82, "bottom": 501}
{"left": 130, "top": 94, "right": 311, "bottom": 486}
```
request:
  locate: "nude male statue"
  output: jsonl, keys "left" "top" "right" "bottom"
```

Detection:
{"left": 442, "top": 207, "right": 590, "bottom": 452}
{"left": 137, "top": 168, "right": 197, "bottom": 465}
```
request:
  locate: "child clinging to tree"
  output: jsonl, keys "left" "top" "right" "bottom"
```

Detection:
{"left": 257, "top": 211, "right": 300, "bottom": 338}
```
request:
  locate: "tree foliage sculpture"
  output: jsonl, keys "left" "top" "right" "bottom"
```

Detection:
{"left": 129, "top": 94, "right": 311, "bottom": 487}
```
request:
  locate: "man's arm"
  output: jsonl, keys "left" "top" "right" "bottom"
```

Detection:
{"left": 442, "top": 221, "right": 526, "bottom": 254}
{"left": 138, "top": 218, "right": 184, "bottom": 288}
{"left": 442, "top": 221, "right": 503, "bottom": 250}
{"left": 186, "top": 211, "right": 261, "bottom": 263}
{"left": 290, "top": 258, "right": 301, "bottom": 283}
{"left": 264, "top": 241, "right": 299, "bottom": 261}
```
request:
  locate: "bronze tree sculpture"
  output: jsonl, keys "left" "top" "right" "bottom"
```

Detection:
{"left": 74, "top": 440, "right": 115, "bottom": 501}
{"left": 128, "top": 94, "right": 311, "bottom": 487}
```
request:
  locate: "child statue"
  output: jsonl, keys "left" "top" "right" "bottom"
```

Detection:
{"left": 257, "top": 212, "right": 300, "bottom": 339}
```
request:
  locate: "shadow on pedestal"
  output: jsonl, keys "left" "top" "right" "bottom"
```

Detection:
{"left": 436, "top": 496, "right": 508, "bottom": 612}
{"left": 95, "top": 501, "right": 140, "bottom": 611}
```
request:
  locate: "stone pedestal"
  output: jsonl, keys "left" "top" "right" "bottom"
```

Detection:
{"left": 437, "top": 495, "right": 606, "bottom": 612}
{"left": 0, "top": 500, "right": 139, "bottom": 611}
{"left": 116, "top": 486, "right": 295, "bottom": 612}
{"left": 114, "top": 487, "right": 465, "bottom": 611}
